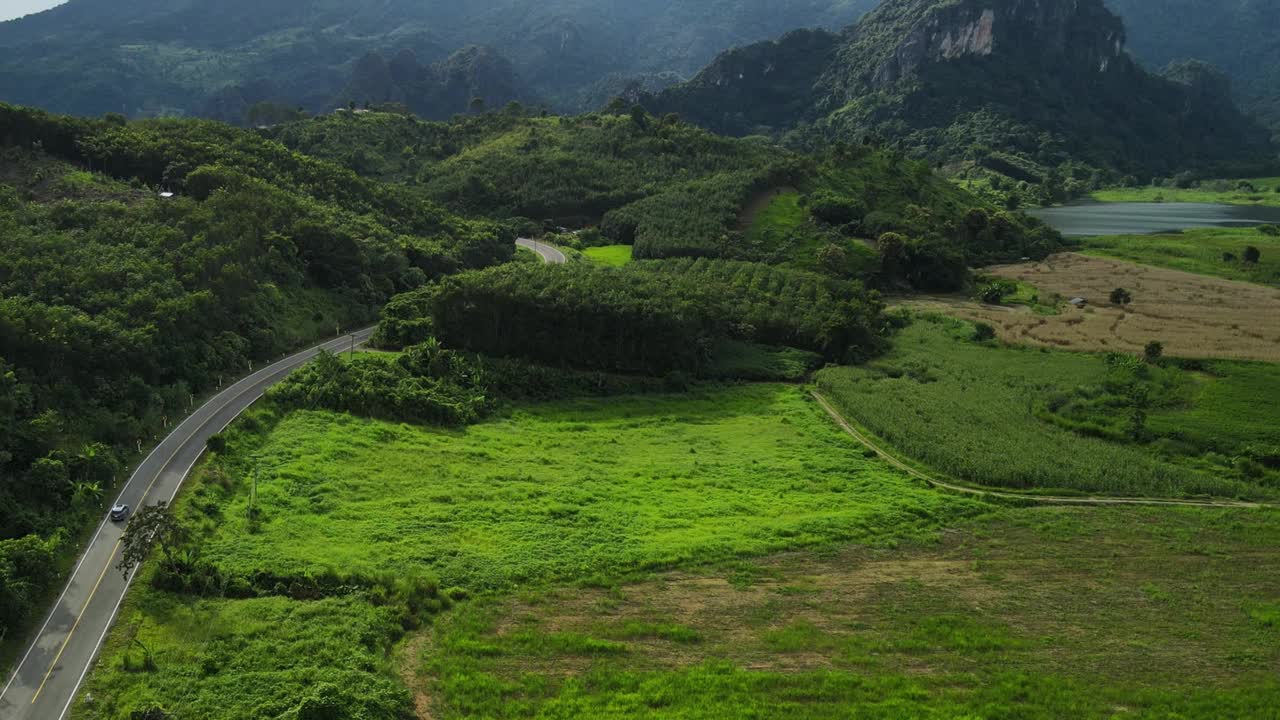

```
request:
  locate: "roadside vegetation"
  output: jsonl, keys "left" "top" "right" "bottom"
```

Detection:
{"left": 815, "top": 316, "right": 1279, "bottom": 498}
{"left": 0, "top": 103, "right": 510, "bottom": 657}
{"left": 74, "top": 385, "right": 978, "bottom": 719}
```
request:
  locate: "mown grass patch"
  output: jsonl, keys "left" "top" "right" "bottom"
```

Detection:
{"left": 421, "top": 505, "right": 1280, "bottom": 719}
{"left": 1081, "top": 226, "right": 1280, "bottom": 287}
{"left": 581, "top": 244, "right": 633, "bottom": 267}
{"left": 815, "top": 316, "right": 1278, "bottom": 498}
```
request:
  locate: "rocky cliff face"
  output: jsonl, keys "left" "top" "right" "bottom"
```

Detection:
{"left": 852, "top": 0, "right": 1129, "bottom": 91}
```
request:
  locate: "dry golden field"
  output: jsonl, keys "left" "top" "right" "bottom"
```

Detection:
{"left": 907, "top": 253, "right": 1280, "bottom": 362}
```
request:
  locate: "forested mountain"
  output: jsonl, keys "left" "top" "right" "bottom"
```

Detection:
{"left": 0, "top": 103, "right": 510, "bottom": 640}
{"left": 0, "top": 0, "right": 871, "bottom": 122}
{"left": 644, "top": 0, "right": 1277, "bottom": 202}
{"left": 1105, "top": 0, "right": 1280, "bottom": 128}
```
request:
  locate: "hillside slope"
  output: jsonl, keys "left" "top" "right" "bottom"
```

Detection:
{"left": 268, "top": 108, "right": 1060, "bottom": 276}
{"left": 645, "top": 0, "right": 1276, "bottom": 202}
{"left": 0, "top": 0, "right": 872, "bottom": 121}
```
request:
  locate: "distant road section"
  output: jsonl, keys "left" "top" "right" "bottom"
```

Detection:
{"left": 516, "top": 237, "right": 568, "bottom": 264}
{"left": 0, "top": 328, "right": 374, "bottom": 720}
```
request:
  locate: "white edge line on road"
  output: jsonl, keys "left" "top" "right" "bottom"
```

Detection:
{"left": 55, "top": 336, "right": 370, "bottom": 720}
{"left": 1, "top": 329, "right": 370, "bottom": 710}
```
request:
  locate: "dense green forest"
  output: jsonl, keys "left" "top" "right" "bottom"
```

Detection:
{"left": 0, "top": 0, "right": 872, "bottom": 122}
{"left": 644, "top": 0, "right": 1277, "bottom": 200}
{"left": 375, "top": 260, "right": 885, "bottom": 374}
{"left": 270, "top": 108, "right": 1058, "bottom": 272}
{"left": 0, "top": 103, "right": 510, "bottom": 646}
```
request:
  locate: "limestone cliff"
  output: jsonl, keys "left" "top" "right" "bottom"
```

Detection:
{"left": 825, "top": 0, "right": 1130, "bottom": 101}
{"left": 645, "top": 0, "right": 1275, "bottom": 186}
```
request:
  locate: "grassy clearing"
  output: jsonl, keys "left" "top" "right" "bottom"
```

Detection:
{"left": 192, "top": 385, "right": 971, "bottom": 589}
{"left": 744, "top": 189, "right": 806, "bottom": 241}
{"left": 78, "top": 385, "right": 978, "bottom": 719}
{"left": 1081, "top": 226, "right": 1280, "bottom": 287}
{"left": 581, "top": 245, "right": 633, "bottom": 267}
{"left": 815, "top": 316, "right": 1279, "bottom": 498}
{"left": 1092, "top": 178, "right": 1280, "bottom": 207}
{"left": 421, "top": 506, "right": 1280, "bottom": 719}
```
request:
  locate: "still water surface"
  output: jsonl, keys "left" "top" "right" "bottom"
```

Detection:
{"left": 1030, "top": 202, "right": 1280, "bottom": 237}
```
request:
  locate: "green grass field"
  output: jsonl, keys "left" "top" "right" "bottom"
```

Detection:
{"left": 422, "top": 504, "right": 1280, "bottom": 717}
{"left": 423, "top": 505, "right": 1280, "bottom": 719}
{"left": 815, "top": 316, "right": 1280, "bottom": 498}
{"left": 1092, "top": 177, "right": 1280, "bottom": 207}
{"left": 582, "top": 245, "right": 633, "bottom": 267}
{"left": 1080, "top": 226, "right": 1280, "bottom": 286}
{"left": 191, "top": 385, "right": 969, "bottom": 589}
{"left": 76, "top": 385, "right": 978, "bottom": 719}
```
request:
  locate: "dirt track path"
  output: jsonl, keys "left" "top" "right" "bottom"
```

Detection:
{"left": 811, "top": 391, "right": 1272, "bottom": 510}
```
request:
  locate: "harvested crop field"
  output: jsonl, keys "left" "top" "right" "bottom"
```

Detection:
{"left": 419, "top": 507, "right": 1280, "bottom": 719}
{"left": 908, "top": 252, "right": 1280, "bottom": 361}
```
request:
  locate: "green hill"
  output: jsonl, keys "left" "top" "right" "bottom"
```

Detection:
{"left": 269, "top": 108, "right": 1060, "bottom": 278}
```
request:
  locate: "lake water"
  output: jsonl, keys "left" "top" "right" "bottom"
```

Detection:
{"left": 1029, "top": 202, "right": 1280, "bottom": 237}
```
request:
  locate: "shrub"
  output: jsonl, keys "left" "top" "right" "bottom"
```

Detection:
{"left": 1244, "top": 245, "right": 1262, "bottom": 264}
{"left": 1144, "top": 341, "right": 1165, "bottom": 364}
{"left": 978, "top": 280, "right": 1017, "bottom": 305}
{"left": 205, "top": 434, "right": 227, "bottom": 453}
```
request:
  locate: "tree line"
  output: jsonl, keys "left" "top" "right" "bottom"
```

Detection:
{"left": 377, "top": 260, "right": 885, "bottom": 376}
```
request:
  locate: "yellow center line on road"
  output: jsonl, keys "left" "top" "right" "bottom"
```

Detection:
{"left": 31, "top": 538, "right": 123, "bottom": 705}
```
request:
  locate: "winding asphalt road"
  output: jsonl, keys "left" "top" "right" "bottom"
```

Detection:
{"left": 0, "top": 328, "right": 375, "bottom": 720}
{"left": 1, "top": 239, "right": 565, "bottom": 720}
{"left": 516, "top": 237, "right": 568, "bottom": 264}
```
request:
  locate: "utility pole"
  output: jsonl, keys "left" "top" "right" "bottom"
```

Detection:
{"left": 350, "top": 333, "right": 356, "bottom": 357}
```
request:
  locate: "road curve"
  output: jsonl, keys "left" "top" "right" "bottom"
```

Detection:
{"left": 516, "top": 237, "right": 567, "bottom": 264}
{"left": 1, "top": 328, "right": 375, "bottom": 720}
{"left": 812, "top": 391, "right": 1271, "bottom": 510}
